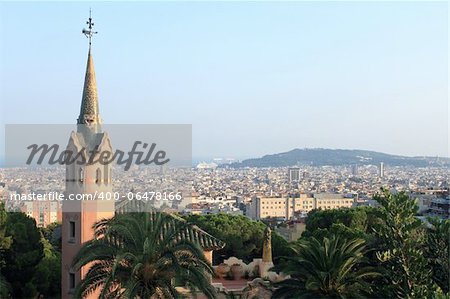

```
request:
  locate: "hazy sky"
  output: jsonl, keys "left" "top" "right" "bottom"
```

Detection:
{"left": 0, "top": 1, "right": 448, "bottom": 161}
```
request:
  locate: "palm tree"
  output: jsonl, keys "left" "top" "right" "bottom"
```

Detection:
{"left": 72, "top": 212, "right": 217, "bottom": 299}
{"left": 271, "top": 235, "right": 379, "bottom": 299}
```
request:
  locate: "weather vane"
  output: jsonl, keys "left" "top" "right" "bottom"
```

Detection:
{"left": 82, "top": 9, "right": 97, "bottom": 47}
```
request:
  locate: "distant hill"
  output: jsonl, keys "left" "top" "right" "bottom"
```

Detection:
{"left": 229, "top": 148, "right": 450, "bottom": 168}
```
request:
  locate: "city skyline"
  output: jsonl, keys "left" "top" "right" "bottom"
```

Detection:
{"left": 0, "top": 1, "right": 448, "bottom": 162}
{"left": 0, "top": 3, "right": 448, "bottom": 298}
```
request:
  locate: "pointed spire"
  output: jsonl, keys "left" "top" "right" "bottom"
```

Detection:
{"left": 77, "top": 48, "right": 101, "bottom": 125}
{"left": 78, "top": 10, "right": 100, "bottom": 126}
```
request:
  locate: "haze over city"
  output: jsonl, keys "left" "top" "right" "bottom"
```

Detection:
{"left": 0, "top": 2, "right": 449, "bottom": 298}
{"left": 0, "top": 1, "right": 448, "bottom": 162}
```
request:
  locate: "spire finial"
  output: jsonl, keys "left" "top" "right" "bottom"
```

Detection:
{"left": 82, "top": 9, "right": 97, "bottom": 47}
{"left": 78, "top": 10, "right": 101, "bottom": 127}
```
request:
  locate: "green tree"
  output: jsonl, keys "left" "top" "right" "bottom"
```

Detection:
{"left": 0, "top": 273, "right": 9, "bottom": 299}
{"left": 301, "top": 222, "right": 369, "bottom": 244}
{"left": 185, "top": 214, "right": 264, "bottom": 263}
{"left": 304, "top": 206, "right": 380, "bottom": 237}
{"left": 32, "top": 237, "right": 61, "bottom": 298}
{"left": 373, "top": 189, "right": 435, "bottom": 298}
{"left": 39, "top": 222, "right": 61, "bottom": 252}
{"left": 184, "top": 214, "right": 292, "bottom": 264}
{"left": 272, "top": 235, "right": 379, "bottom": 298}
{"left": 0, "top": 203, "right": 11, "bottom": 257}
{"left": 72, "top": 212, "right": 217, "bottom": 299}
{"left": 270, "top": 232, "right": 294, "bottom": 259}
{"left": 0, "top": 203, "right": 12, "bottom": 298}
{"left": 2, "top": 212, "right": 43, "bottom": 298}
{"left": 426, "top": 217, "right": 450, "bottom": 294}
{"left": 301, "top": 207, "right": 381, "bottom": 261}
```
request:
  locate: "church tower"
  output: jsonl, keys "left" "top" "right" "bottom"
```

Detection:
{"left": 61, "top": 13, "right": 115, "bottom": 297}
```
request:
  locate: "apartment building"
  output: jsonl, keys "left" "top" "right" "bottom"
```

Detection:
{"left": 246, "top": 193, "right": 354, "bottom": 220}
{"left": 21, "top": 201, "right": 61, "bottom": 227}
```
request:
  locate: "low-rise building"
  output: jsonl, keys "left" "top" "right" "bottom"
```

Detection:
{"left": 246, "top": 193, "right": 354, "bottom": 220}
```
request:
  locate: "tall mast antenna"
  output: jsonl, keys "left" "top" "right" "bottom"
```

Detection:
{"left": 82, "top": 9, "right": 98, "bottom": 47}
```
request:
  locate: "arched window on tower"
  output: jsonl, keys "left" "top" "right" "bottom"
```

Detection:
{"left": 104, "top": 164, "right": 109, "bottom": 185}
{"left": 65, "top": 165, "right": 70, "bottom": 182}
{"left": 79, "top": 168, "right": 84, "bottom": 184}
{"left": 67, "top": 163, "right": 76, "bottom": 183}
{"left": 96, "top": 168, "right": 101, "bottom": 185}
{"left": 71, "top": 163, "right": 75, "bottom": 182}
